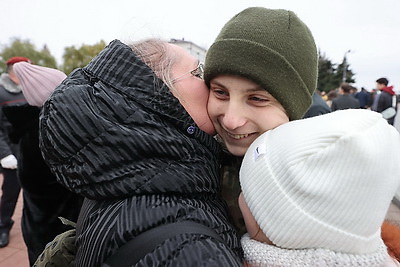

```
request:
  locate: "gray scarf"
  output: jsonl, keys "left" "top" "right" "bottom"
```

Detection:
{"left": 241, "top": 234, "right": 390, "bottom": 267}
{"left": 0, "top": 73, "right": 22, "bottom": 93}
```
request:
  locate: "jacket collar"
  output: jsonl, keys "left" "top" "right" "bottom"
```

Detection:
{"left": 0, "top": 73, "right": 22, "bottom": 93}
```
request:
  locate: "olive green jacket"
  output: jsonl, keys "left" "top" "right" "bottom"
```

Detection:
{"left": 220, "top": 153, "right": 246, "bottom": 236}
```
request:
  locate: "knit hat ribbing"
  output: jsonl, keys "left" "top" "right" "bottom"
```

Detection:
{"left": 13, "top": 62, "right": 66, "bottom": 107}
{"left": 204, "top": 7, "right": 318, "bottom": 120}
{"left": 240, "top": 109, "right": 400, "bottom": 254}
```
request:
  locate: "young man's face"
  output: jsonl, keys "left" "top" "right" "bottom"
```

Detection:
{"left": 207, "top": 75, "right": 289, "bottom": 156}
{"left": 376, "top": 83, "right": 386, "bottom": 90}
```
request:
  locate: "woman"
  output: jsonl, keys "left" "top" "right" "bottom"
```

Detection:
{"left": 203, "top": 7, "right": 319, "bottom": 234}
{"left": 38, "top": 39, "right": 241, "bottom": 266}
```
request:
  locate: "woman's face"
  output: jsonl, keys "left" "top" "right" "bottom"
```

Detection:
{"left": 168, "top": 44, "right": 215, "bottom": 135}
{"left": 208, "top": 75, "right": 289, "bottom": 156}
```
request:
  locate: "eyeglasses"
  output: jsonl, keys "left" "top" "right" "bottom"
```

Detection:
{"left": 171, "top": 62, "right": 204, "bottom": 84}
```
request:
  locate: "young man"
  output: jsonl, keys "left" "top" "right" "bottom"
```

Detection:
{"left": 375, "top": 77, "right": 397, "bottom": 125}
{"left": 204, "top": 7, "right": 318, "bottom": 234}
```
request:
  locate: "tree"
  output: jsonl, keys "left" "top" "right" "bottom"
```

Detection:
{"left": 317, "top": 52, "right": 338, "bottom": 93}
{"left": 317, "top": 51, "right": 356, "bottom": 93}
{"left": 62, "top": 40, "right": 106, "bottom": 75}
{"left": 0, "top": 38, "right": 58, "bottom": 73}
{"left": 337, "top": 56, "right": 356, "bottom": 84}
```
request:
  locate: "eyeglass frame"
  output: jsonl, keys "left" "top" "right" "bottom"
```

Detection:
{"left": 171, "top": 62, "right": 204, "bottom": 84}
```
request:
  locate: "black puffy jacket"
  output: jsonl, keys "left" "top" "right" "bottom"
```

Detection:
{"left": 39, "top": 40, "right": 242, "bottom": 266}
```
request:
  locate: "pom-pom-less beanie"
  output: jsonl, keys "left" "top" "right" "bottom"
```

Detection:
{"left": 13, "top": 62, "right": 66, "bottom": 107}
{"left": 6, "top": 56, "right": 31, "bottom": 65}
{"left": 204, "top": 7, "right": 318, "bottom": 120}
{"left": 240, "top": 109, "right": 400, "bottom": 255}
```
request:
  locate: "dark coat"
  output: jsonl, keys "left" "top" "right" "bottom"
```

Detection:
{"left": 3, "top": 104, "right": 83, "bottom": 265}
{"left": 355, "top": 89, "right": 372, "bottom": 109}
{"left": 331, "top": 94, "right": 360, "bottom": 111}
{"left": 39, "top": 40, "right": 241, "bottom": 266}
{"left": 377, "top": 86, "right": 397, "bottom": 125}
{"left": 303, "top": 93, "right": 331, "bottom": 118}
{"left": 0, "top": 78, "right": 26, "bottom": 158}
{"left": 377, "top": 86, "right": 396, "bottom": 113}
{"left": 377, "top": 91, "right": 394, "bottom": 113}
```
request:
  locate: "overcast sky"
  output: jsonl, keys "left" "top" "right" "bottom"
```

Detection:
{"left": 1, "top": 0, "right": 399, "bottom": 91}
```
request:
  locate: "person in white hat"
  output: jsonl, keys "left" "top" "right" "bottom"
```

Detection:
{"left": 0, "top": 56, "right": 30, "bottom": 248}
{"left": 8, "top": 62, "right": 83, "bottom": 265}
{"left": 238, "top": 109, "right": 400, "bottom": 266}
{"left": 13, "top": 61, "right": 66, "bottom": 107}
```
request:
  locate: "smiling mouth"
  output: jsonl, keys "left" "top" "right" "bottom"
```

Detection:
{"left": 227, "top": 132, "right": 251, "bottom": 140}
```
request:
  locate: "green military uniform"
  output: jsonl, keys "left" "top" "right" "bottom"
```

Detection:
{"left": 219, "top": 152, "right": 246, "bottom": 237}
{"left": 33, "top": 218, "right": 76, "bottom": 267}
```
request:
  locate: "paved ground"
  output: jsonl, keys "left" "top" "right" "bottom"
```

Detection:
{"left": 0, "top": 177, "right": 29, "bottom": 267}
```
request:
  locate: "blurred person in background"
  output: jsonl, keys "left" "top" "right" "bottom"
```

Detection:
{"left": 355, "top": 87, "right": 372, "bottom": 109}
{"left": 375, "top": 77, "right": 397, "bottom": 125}
{"left": 303, "top": 92, "right": 331, "bottom": 118}
{"left": 0, "top": 56, "right": 30, "bottom": 248}
{"left": 331, "top": 83, "right": 360, "bottom": 111}
{"left": 7, "top": 62, "right": 83, "bottom": 265}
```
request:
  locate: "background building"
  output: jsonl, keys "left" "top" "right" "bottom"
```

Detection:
{"left": 169, "top": 38, "right": 207, "bottom": 62}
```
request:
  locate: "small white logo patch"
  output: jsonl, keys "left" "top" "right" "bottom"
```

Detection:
{"left": 253, "top": 145, "right": 266, "bottom": 161}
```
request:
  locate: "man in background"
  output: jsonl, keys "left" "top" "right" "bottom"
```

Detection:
{"left": 0, "top": 56, "right": 30, "bottom": 247}
{"left": 375, "top": 77, "right": 397, "bottom": 125}
{"left": 331, "top": 83, "right": 360, "bottom": 111}
{"left": 355, "top": 87, "right": 372, "bottom": 109}
{"left": 303, "top": 91, "right": 331, "bottom": 118}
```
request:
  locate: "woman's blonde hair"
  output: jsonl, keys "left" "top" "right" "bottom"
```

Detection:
{"left": 129, "top": 39, "right": 180, "bottom": 91}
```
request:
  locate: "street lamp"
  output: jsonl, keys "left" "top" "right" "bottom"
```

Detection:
{"left": 342, "top": 49, "right": 351, "bottom": 82}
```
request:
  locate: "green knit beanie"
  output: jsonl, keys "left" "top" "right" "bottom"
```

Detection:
{"left": 204, "top": 7, "right": 318, "bottom": 120}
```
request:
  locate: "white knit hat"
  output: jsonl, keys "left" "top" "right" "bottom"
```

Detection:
{"left": 13, "top": 62, "right": 66, "bottom": 107}
{"left": 240, "top": 109, "right": 400, "bottom": 255}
